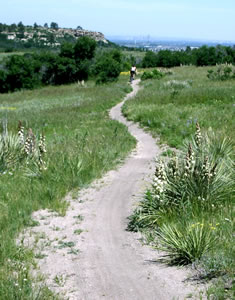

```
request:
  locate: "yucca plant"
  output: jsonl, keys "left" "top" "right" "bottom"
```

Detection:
{"left": 128, "top": 123, "right": 234, "bottom": 232}
{"left": 155, "top": 222, "right": 218, "bottom": 265}
{"left": 0, "top": 121, "right": 47, "bottom": 175}
{"left": 155, "top": 123, "right": 234, "bottom": 208}
{"left": 0, "top": 131, "right": 24, "bottom": 173}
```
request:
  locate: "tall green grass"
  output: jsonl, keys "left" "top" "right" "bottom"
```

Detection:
{"left": 123, "top": 66, "right": 235, "bottom": 148}
{"left": 0, "top": 78, "right": 135, "bottom": 299}
{"left": 124, "top": 66, "right": 234, "bottom": 299}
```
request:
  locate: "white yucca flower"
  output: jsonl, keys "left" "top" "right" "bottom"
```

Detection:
{"left": 184, "top": 143, "right": 195, "bottom": 176}
{"left": 195, "top": 122, "right": 202, "bottom": 147}
{"left": 153, "top": 160, "right": 166, "bottom": 199}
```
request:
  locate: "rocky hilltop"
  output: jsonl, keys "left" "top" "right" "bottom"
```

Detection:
{"left": 0, "top": 23, "right": 108, "bottom": 48}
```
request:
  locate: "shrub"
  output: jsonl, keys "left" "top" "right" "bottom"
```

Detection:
{"left": 142, "top": 51, "right": 158, "bottom": 68}
{"left": 94, "top": 50, "right": 122, "bottom": 84}
{"left": 155, "top": 222, "right": 217, "bottom": 264}
{"left": 141, "top": 69, "right": 165, "bottom": 80}
{"left": 207, "top": 64, "right": 235, "bottom": 81}
{"left": 74, "top": 36, "right": 97, "bottom": 61}
{"left": 128, "top": 124, "right": 234, "bottom": 230}
{"left": 4, "top": 55, "right": 42, "bottom": 91}
{"left": 153, "top": 125, "right": 234, "bottom": 209}
{"left": 0, "top": 121, "right": 47, "bottom": 176}
{"left": 164, "top": 79, "right": 192, "bottom": 97}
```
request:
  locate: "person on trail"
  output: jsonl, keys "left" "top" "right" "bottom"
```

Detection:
{"left": 130, "top": 65, "right": 137, "bottom": 83}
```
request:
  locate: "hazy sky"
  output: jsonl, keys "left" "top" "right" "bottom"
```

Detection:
{"left": 1, "top": 0, "right": 235, "bottom": 41}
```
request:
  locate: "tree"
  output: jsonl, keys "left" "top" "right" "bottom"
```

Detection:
{"left": 50, "top": 22, "right": 59, "bottom": 30}
{"left": 48, "top": 33, "right": 55, "bottom": 43}
{"left": 9, "top": 23, "right": 17, "bottom": 32}
{"left": 94, "top": 51, "right": 122, "bottom": 84}
{"left": 0, "top": 70, "right": 8, "bottom": 93}
{"left": 17, "top": 21, "right": 24, "bottom": 30}
{"left": 74, "top": 36, "right": 97, "bottom": 61}
{"left": 4, "top": 55, "right": 41, "bottom": 91}
{"left": 60, "top": 42, "right": 74, "bottom": 59}
{"left": 44, "top": 23, "right": 48, "bottom": 28}
{"left": 17, "top": 21, "right": 25, "bottom": 39}
{"left": 33, "top": 22, "right": 38, "bottom": 29}
{"left": 142, "top": 51, "right": 157, "bottom": 67}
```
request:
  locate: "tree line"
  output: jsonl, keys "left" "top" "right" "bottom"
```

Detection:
{"left": 0, "top": 37, "right": 125, "bottom": 93}
{"left": 0, "top": 21, "right": 82, "bottom": 32}
{"left": 142, "top": 45, "right": 235, "bottom": 68}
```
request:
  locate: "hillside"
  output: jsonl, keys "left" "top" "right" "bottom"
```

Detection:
{"left": 0, "top": 22, "right": 108, "bottom": 49}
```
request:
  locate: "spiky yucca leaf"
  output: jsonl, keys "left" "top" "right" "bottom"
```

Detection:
{"left": 0, "top": 132, "right": 24, "bottom": 172}
{"left": 156, "top": 222, "right": 217, "bottom": 265}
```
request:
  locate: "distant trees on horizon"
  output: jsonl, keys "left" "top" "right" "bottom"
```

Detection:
{"left": 142, "top": 45, "right": 235, "bottom": 68}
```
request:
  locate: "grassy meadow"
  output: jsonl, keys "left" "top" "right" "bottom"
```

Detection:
{"left": 0, "top": 78, "right": 136, "bottom": 299}
{"left": 123, "top": 66, "right": 235, "bottom": 299}
{"left": 0, "top": 52, "right": 25, "bottom": 61}
{"left": 123, "top": 66, "right": 235, "bottom": 148}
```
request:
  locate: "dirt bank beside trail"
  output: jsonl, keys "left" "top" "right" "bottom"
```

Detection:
{"left": 22, "top": 80, "right": 203, "bottom": 299}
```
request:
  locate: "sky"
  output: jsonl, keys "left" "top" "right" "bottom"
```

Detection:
{"left": 1, "top": 0, "right": 235, "bottom": 42}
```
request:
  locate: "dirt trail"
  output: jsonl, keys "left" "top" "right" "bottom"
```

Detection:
{"left": 23, "top": 80, "right": 203, "bottom": 299}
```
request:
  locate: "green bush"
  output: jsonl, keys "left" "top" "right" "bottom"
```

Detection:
{"left": 74, "top": 36, "right": 97, "bottom": 61}
{"left": 0, "top": 37, "right": 98, "bottom": 93}
{"left": 207, "top": 64, "right": 235, "bottom": 81}
{"left": 94, "top": 50, "right": 122, "bottom": 84}
{"left": 141, "top": 69, "right": 165, "bottom": 80}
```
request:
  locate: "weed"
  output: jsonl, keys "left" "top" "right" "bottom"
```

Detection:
{"left": 73, "top": 215, "right": 84, "bottom": 221}
{"left": 74, "top": 229, "right": 83, "bottom": 235}
{"left": 57, "top": 241, "right": 75, "bottom": 249}
{"left": 53, "top": 274, "right": 67, "bottom": 287}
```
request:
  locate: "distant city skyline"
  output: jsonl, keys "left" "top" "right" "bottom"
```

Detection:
{"left": 1, "top": 0, "right": 235, "bottom": 42}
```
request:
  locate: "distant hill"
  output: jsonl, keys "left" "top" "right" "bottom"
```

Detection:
{"left": 0, "top": 22, "right": 108, "bottom": 50}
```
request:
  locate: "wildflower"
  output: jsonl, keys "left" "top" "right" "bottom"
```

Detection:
{"left": 152, "top": 160, "right": 166, "bottom": 199}
{"left": 38, "top": 134, "right": 47, "bottom": 170}
{"left": 195, "top": 122, "right": 202, "bottom": 147}
{"left": 202, "top": 156, "right": 210, "bottom": 180}
{"left": 168, "top": 156, "right": 178, "bottom": 178}
{"left": 24, "top": 128, "right": 35, "bottom": 155}
{"left": 185, "top": 144, "right": 195, "bottom": 176}
{"left": 18, "top": 121, "right": 24, "bottom": 145}
{"left": 38, "top": 134, "right": 46, "bottom": 154}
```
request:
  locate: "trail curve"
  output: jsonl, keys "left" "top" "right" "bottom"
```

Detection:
{"left": 24, "top": 80, "right": 202, "bottom": 300}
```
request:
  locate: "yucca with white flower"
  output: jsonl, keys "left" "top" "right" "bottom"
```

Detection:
{"left": 0, "top": 121, "right": 48, "bottom": 175}
{"left": 129, "top": 123, "right": 234, "bottom": 231}
{"left": 152, "top": 160, "right": 166, "bottom": 200}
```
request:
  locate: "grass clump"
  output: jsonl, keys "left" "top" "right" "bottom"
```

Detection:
{"left": 207, "top": 64, "right": 235, "bottom": 81}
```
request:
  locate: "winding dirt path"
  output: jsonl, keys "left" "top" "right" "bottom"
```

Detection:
{"left": 23, "top": 80, "right": 202, "bottom": 299}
